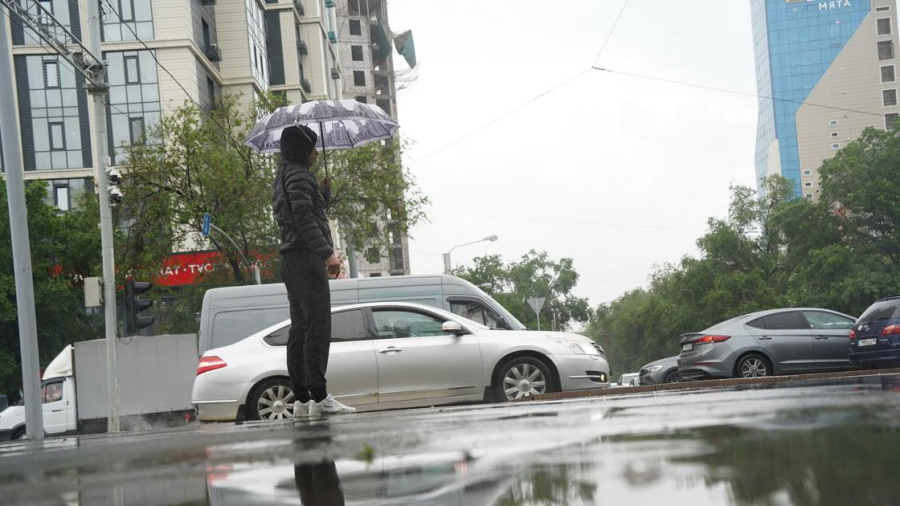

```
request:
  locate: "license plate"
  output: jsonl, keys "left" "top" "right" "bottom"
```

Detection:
{"left": 858, "top": 338, "right": 877, "bottom": 347}
{"left": 681, "top": 343, "right": 693, "bottom": 352}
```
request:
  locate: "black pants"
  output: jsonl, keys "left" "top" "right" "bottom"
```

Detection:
{"left": 281, "top": 250, "right": 331, "bottom": 403}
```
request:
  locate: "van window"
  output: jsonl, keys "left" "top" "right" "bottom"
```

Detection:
{"left": 450, "top": 300, "right": 500, "bottom": 328}
{"left": 212, "top": 308, "right": 290, "bottom": 349}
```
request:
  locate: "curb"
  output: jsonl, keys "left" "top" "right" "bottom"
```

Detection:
{"left": 517, "top": 367, "right": 900, "bottom": 402}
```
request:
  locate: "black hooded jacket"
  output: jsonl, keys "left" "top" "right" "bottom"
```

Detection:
{"left": 272, "top": 127, "right": 333, "bottom": 259}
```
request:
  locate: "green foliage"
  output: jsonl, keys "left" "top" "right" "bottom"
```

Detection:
{"left": 316, "top": 138, "right": 428, "bottom": 254}
{"left": 587, "top": 126, "right": 900, "bottom": 376}
{"left": 453, "top": 250, "right": 591, "bottom": 330}
{"left": 118, "top": 94, "right": 280, "bottom": 285}
{"left": 0, "top": 181, "right": 102, "bottom": 398}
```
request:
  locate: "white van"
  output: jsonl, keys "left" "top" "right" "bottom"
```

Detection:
{"left": 197, "top": 274, "right": 526, "bottom": 354}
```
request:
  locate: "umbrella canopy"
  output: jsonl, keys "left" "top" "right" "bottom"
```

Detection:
{"left": 244, "top": 99, "right": 400, "bottom": 155}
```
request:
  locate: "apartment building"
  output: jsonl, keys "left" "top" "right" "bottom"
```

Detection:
{"left": 751, "top": 0, "right": 900, "bottom": 198}
{"left": 333, "top": 0, "right": 410, "bottom": 277}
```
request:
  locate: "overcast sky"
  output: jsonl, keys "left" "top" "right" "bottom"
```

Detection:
{"left": 387, "top": 0, "right": 759, "bottom": 307}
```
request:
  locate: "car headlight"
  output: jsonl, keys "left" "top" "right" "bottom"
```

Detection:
{"left": 550, "top": 338, "right": 594, "bottom": 354}
{"left": 645, "top": 365, "right": 663, "bottom": 373}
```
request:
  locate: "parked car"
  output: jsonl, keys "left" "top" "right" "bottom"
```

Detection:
{"left": 616, "top": 373, "right": 640, "bottom": 387}
{"left": 639, "top": 356, "right": 680, "bottom": 385}
{"left": 677, "top": 308, "right": 857, "bottom": 381}
{"left": 849, "top": 296, "right": 900, "bottom": 368}
{"left": 193, "top": 302, "right": 610, "bottom": 421}
{"left": 198, "top": 274, "right": 526, "bottom": 355}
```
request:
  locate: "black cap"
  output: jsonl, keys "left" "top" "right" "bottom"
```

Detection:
{"left": 280, "top": 125, "right": 319, "bottom": 162}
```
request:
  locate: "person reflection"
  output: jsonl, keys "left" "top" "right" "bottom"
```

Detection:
{"left": 294, "top": 459, "right": 345, "bottom": 506}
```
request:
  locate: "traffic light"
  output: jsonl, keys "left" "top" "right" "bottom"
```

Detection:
{"left": 125, "top": 279, "right": 153, "bottom": 335}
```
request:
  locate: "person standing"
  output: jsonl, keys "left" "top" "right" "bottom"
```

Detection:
{"left": 272, "top": 125, "right": 356, "bottom": 419}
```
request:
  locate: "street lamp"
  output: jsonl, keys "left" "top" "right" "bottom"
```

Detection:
{"left": 443, "top": 235, "right": 498, "bottom": 274}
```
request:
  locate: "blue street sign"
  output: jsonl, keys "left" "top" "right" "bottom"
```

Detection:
{"left": 202, "top": 213, "right": 210, "bottom": 237}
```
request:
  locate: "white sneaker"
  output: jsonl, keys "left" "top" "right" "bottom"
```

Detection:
{"left": 293, "top": 401, "right": 309, "bottom": 419}
{"left": 309, "top": 395, "right": 357, "bottom": 418}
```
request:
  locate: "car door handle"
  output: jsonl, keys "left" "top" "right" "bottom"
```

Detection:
{"left": 759, "top": 336, "right": 772, "bottom": 340}
{"left": 379, "top": 347, "right": 402, "bottom": 354}
{"left": 814, "top": 336, "right": 829, "bottom": 340}
{"left": 51, "top": 409, "right": 64, "bottom": 413}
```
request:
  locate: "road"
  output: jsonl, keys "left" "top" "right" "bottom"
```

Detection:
{"left": 1, "top": 372, "right": 899, "bottom": 505}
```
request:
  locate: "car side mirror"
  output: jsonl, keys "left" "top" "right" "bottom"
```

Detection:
{"left": 442, "top": 321, "right": 467, "bottom": 336}
{"left": 496, "top": 316, "right": 509, "bottom": 330}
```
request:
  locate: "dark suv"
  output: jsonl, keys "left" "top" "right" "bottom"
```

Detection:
{"left": 849, "top": 296, "right": 900, "bottom": 367}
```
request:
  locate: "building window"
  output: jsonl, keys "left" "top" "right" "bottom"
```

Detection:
{"left": 353, "top": 70, "right": 365, "bottom": 86}
{"left": 43, "top": 60, "right": 59, "bottom": 88}
{"left": 124, "top": 55, "right": 140, "bottom": 84}
{"left": 884, "top": 89, "right": 897, "bottom": 106}
{"left": 351, "top": 45, "right": 364, "bottom": 61}
{"left": 883, "top": 65, "right": 896, "bottom": 83}
{"left": 804, "top": 182, "right": 812, "bottom": 187}
{"left": 878, "top": 18, "right": 892, "bottom": 36}
{"left": 202, "top": 19, "right": 211, "bottom": 50}
{"left": 886, "top": 112, "right": 900, "bottom": 129}
{"left": 832, "top": 143, "right": 840, "bottom": 150}
{"left": 49, "top": 122, "right": 66, "bottom": 151}
{"left": 349, "top": 19, "right": 361, "bottom": 36}
{"left": 355, "top": 95, "right": 367, "bottom": 103}
{"left": 207, "top": 77, "right": 216, "bottom": 107}
{"left": 805, "top": 194, "right": 813, "bottom": 199}
{"left": 803, "top": 170, "right": 811, "bottom": 176}
{"left": 879, "top": 40, "right": 895, "bottom": 60}
{"left": 877, "top": 6, "right": 891, "bottom": 11}
{"left": 129, "top": 117, "right": 145, "bottom": 145}
{"left": 829, "top": 119, "right": 838, "bottom": 126}
{"left": 118, "top": 0, "right": 135, "bottom": 22}
{"left": 831, "top": 132, "right": 838, "bottom": 137}
{"left": 54, "top": 185, "right": 70, "bottom": 211}
{"left": 366, "top": 247, "right": 380, "bottom": 263}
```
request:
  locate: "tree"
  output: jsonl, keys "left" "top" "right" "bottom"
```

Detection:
{"left": 454, "top": 250, "right": 592, "bottom": 331}
{"left": 0, "top": 181, "right": 102, "bottom": 399}
{"left": 118, "top": 94, "right": 428, "bottom": 285}
{"left": 118, "top": 94, "right": 279, "bottom": 284}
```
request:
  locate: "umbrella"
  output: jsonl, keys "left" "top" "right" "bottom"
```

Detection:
{"left": 244, "top": 99, "right": 400, "bottom": 177}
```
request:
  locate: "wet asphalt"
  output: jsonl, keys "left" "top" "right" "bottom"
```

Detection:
{"left": 1, "top": 373, "right": 899, "bottom": 506}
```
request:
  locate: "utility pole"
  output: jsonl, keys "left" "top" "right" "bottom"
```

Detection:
{"left": 1, "top": 0, "right": 120, "bottom": 432}
{"left": 0, "top": 8, "right": 43, "bottom": 439}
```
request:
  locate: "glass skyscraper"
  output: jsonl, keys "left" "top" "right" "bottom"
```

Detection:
{"left": 751, "top": 0, "right": 896, "bottom": 197}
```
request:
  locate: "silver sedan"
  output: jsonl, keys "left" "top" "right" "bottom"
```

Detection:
{"left": 193, "top": 302, "right": 610, "bottom": 421}
{"left": 677, "top": 308, "right": 857, "bottom": 380}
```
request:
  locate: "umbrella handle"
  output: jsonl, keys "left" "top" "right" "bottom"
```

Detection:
{"left": 319, "top": 121, "right": 328, "bottom": 179}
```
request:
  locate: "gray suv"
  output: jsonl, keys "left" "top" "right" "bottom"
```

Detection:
{"left": 677, "top": 308, "right": 857, "bottom": 380}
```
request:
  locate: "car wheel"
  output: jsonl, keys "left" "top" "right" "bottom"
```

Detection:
{"left": 248, "top": 378, "right": 296, "bottom": 421}
{"left": 12, "top": 427, "right": 27, "bottom": 440}
{"left": 736, "top": 354, "right": 771, "bottom": 378}
{"left": 663, "top": 370, "right": 681, "bottom": 383}
{"left": 492, "top": 357, "right": 556, "bottom": 402}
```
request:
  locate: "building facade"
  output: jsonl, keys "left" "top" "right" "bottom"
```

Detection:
{"left": 333, "top": 0, "right": 410, "bottom": 277}
{"left": 752, "top": 0, "right": 899, "bottom": 198}
{"left": 0, "top": 0, "right": 340, "bottom": 208}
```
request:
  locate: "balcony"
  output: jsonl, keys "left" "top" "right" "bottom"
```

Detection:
{"left": 301, "top": 78, "right": 312, "bottom": 93}
{"left": 296, "top": 39, "right": 308, "bottom": 55}
{"left": 204, "top": 44, "right": 222, "bottom": 62}
{"left": 328, "top": 30, "right": 336, "bottom": 43}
